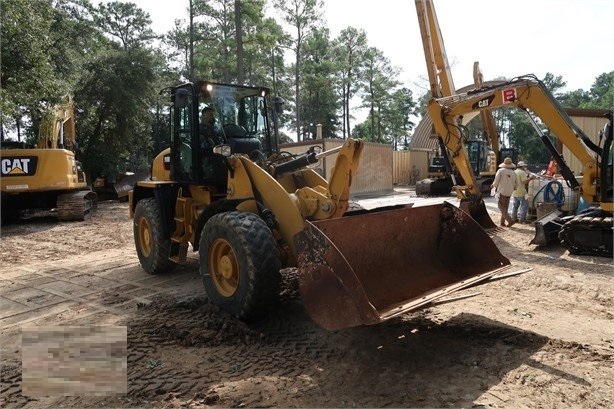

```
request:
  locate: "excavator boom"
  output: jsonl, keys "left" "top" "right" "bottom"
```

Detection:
{"left": 429, "top": 78, "right": 601, "bottom": 204}
{"left": 419, "top": 0, "right": 612, "bottom": 257}
{"left": 414, "top": 0, "right": 500, "bottom": 229}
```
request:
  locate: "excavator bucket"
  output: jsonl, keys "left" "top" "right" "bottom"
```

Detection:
{"left": 458, "top": 198, "right": 497, "bottom": 230}
{"left": 114, "top": 171, "right": 150, "bottom": 200}
{"left": 530, "top": 209, "right": 564, "bottom": 246}
{"left": 295, "top": 202, "right": 510, "bottom": 331}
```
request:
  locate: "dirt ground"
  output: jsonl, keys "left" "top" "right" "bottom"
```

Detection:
{"left": 1, "top": 198, "right": 613, "bottom": 408}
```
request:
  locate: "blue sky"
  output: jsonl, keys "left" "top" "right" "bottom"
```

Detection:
{"left": 110, "top": 0, "right": 613, "bottom": 96}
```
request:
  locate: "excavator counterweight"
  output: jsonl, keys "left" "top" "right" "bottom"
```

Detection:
{"left": 1, "top": 97, "right": 97, "bottom": 224}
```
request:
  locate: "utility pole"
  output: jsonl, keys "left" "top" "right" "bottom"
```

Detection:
{"left": 189, "top": 0, "right": 194, "bottom": 82}
{"left": 271, "top": 48, "right": 277, "bottom": 96}
{"left": 235, "top": 0, "right": 244, "bottom": 84}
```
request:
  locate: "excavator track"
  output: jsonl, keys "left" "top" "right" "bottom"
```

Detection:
{"left": 56, "top": 190, "right": 98, "bottom": 222}
{"left": 558, "top": 215, "right": 613, "bottom": 258}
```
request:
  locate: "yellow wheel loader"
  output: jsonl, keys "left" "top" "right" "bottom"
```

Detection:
{"left": 129, "top": 81, "right": 513, "bottom": 331}
{"left": 1, "top": 97, "right": 96, "bottom": 224}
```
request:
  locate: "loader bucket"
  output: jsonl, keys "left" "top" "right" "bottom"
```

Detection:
{"left": 295, "top": 202, "right": 510, "bottom": 331}
{"left": 458, "top": 197, "right": 497, "bottom": 230}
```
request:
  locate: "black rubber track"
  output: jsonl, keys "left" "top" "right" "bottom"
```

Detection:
{"left": 559, "top": 215, "right": 613, "bottom": 258}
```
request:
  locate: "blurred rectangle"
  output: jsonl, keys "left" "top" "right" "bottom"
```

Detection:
{"left": 22, "top": 326, "right": 127, "bottom": 396}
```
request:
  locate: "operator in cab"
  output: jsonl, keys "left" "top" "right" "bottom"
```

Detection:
{"left": 200, "top": 107, "right": 224, "bottom": 148}
{"left": 199, "top": 106, "right": 226, "bottom": 181}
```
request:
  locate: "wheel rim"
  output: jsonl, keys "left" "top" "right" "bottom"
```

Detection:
{"left": 138, "top": 217, "right": 152, "bottom": 257}
{"left": 209, "top": 238, "right": 239, "bottom": 297}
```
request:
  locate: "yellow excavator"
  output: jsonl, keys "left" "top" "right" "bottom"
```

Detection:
{"left": 1, "top": 97, "right": 97, "bottom": 224}
{"left": 129, "top": 81, "right": 514, "bottom": 331}
{"left": 416, "top": 0, "right": 613, "bottom": 257}
{"left": 416, "top": 63, "right": 517, "bottom": 197}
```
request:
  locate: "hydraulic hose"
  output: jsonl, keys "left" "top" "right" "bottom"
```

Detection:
{"left": 272, "top": 151, "right": 318, "bottom": 177}
{"left": 532, "top": 180, "right": 565, "bottom": 208}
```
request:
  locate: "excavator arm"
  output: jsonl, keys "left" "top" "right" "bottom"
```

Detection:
{"left": 37, "top": 96, "right": 76, "bottom": 150}
{"left": 428, "top": 76, "right": 600, "bottom": 205}
{"left": 417, "top": 0, "right": 611, "bottom": 257}
{"left": 415, "top": 0, "right": 501, "bottom": 223}
{"left": 415, "top": 0, "right": 455, "bottom": 98}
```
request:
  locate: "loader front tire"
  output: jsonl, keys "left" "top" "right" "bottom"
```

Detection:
{"left": 200, "top": 211, "right": 281, "bottom": 321}
{"left": 134, "top": 197, "right": 176, "bottom": 275}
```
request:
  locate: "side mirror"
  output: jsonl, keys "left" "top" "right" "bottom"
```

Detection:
{"left": 174, "top": 88, "right": 190, "bottom": 109}
{"left": 213, "top": 144, "right": 232, "bottom": 157}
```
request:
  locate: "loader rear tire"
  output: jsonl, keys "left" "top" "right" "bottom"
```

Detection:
{"left": 200, "top": 211, "right": 281, "bottom": 321}
{"left": 134, "top": 198, "right": 176, "bottom": 275}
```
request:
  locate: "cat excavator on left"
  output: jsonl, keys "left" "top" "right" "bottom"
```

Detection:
{"left": 1, "top": 97, "right": 96, "bottom": 224}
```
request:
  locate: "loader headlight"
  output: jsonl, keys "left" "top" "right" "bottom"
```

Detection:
{"left": 309, "top": 145, "right": 322, "bottom": 155}
{"left": 213, "top": 144, "right": 232, "bottom": 157}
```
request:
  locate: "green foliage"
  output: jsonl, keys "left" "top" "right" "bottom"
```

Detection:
{"left": 558, "top": 89, "right": 591, "bottom": 108}
{"left": 1, "top": 0, "right": 58, "bottom": 139}
{"left": 387, "top": 88, "right": 417, "bottom": 150}
{"left": 299, "top": 28, "right": 340, "bottom": 139}
{"left": 359, "top": 47, "right": 401, "bottom": 144}
{"left": 273, "top": 0, "right": 324, "bottom": 141}
{"left": 2, "top": 0, "right": 610, "bottom": 181}
{"left": 75, "top": 47, "right": 160, "bottom": 178}
{"left": 541, "top": 72, "right": 567, "bottom": 97}
{"left": 583, "top": 71, "right": 614, "bottom": 109}
{"left": 93, "top": 1, "right": 157, "bottom": 49}
{"left": 505, "top": 107, "right": 552, "bottom": 164}
{"left": 350, "top": 121, "right": 371, "bottom": 141}
{"left": 332, "top": 27, "right": 368, "bottom": 138}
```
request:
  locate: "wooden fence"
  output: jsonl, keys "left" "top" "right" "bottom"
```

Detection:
{"left": 279, "top": 139, "right": 431, "bottom": 193}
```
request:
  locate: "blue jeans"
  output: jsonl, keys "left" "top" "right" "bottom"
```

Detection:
{"left": 511, "top": 195, "right": 529, "bottom": 222}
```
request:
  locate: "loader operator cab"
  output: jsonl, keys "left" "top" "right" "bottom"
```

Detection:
{"left": 169, "top": 81, "right": 279, "bottom": 189}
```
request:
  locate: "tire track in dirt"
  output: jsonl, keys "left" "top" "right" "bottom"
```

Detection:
{"left": 122, "top": 280, "right": 341, "bottom": 404}
{"left": 2, "top": 291, "right": 613, "bottom": 408}
{"left": 2, "top": 201, "right": 613, "bottom": 408}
